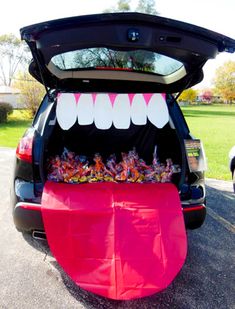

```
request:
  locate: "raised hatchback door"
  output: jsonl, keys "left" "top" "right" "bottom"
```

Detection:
{"left": 21, "top": 12, "right": 235, "bottom": 92}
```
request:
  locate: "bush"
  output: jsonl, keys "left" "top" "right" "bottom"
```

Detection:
{"left": 0, "top": 102, "right": 13, "bottom": 123}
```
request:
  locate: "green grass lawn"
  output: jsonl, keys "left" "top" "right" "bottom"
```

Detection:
{"left": 0, "top": 106, "right": 234, "bottom": 180}
{"left": 0, "top": 110, "right": 32, "bottom": 148}
{"left": 182, "top": 104, "right": 235, "bottom": 180}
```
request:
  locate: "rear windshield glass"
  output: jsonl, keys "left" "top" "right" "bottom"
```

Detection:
{"left": 51, "top": 48, "right": 183, "bottom": 76}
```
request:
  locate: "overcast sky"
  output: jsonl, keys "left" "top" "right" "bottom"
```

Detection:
{"left": 1, "top": 0, "right": 234, "bottom": 88}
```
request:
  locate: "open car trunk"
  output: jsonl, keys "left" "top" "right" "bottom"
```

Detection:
{"left": 39, "top": 92, "right": 187, "bottom": 300}
{"left": 42, "top": 92, "right": 183, "bottom": 187}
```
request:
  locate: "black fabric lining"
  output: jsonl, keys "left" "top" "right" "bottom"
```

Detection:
{"left": 46, "top": 121, "right": 181, "bottom": 165}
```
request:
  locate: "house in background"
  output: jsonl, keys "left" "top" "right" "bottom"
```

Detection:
{"left": 196, "top": 94, "right": 221, "bottom": 103}
{"left": 0, "top": 85, "right": 24, "bottom": 108}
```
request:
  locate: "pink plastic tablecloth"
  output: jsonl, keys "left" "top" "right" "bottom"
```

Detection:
{"left": 42, "top": 182, "right": 187, "bottom": 300}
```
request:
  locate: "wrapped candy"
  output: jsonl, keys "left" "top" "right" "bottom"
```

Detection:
{"left": 106, "top": 154, "right": 117, "bottom": 176}
{"left": 47, "top": 149, "right": 90, "bottom": 183}
{"left": 115, "top": 152, "right": 129, "bottom": 182}
{"left": 47, "top": 147, "right": 181, "bottom": 184}
{"left": 89, "top": 153, "right": 112, "bottom": 182}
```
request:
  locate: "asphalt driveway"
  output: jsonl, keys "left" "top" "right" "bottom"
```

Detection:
{"left": 0, "top": 148, "right": 234, "bottom": 309}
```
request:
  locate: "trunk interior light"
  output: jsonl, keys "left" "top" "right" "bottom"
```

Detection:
{"left": 16, "top": 133, "right": 33, "bottom": 163}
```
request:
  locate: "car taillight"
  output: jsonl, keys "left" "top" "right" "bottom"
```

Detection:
{"left": 16, "top": 133, "right": 33, "bottom": 163}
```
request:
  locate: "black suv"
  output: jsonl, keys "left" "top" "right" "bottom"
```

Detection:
{"left": 12, "top": 13, "right": 235, "bottom": 237}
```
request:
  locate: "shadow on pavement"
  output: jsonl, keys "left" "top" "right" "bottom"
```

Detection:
{"left": 22, "top": 231, "right": 52, "bottom": 257}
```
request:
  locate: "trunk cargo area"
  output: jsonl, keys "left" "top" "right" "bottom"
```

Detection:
{"left": 43, "top": 119, "right": 183, "bottom": 186}
{"left": 38, "top": 92, "right": 187, "bottom": 299}
{"left": 41, "top": 92, "right": 183, "bottom": 185}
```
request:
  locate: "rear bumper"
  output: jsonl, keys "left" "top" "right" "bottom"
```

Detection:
{"left": 183, "top": 204, "right": 206, "bottom": 229}
{"left": 13, "top": 201, "right": 206, "bottom": 232}
{"left": 13, "top": 202, "right": 44, "bottom": 232}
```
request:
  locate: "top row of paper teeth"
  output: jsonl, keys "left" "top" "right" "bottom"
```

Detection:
{"left": 56, "top": 93, "right": 169, "bottom": 130}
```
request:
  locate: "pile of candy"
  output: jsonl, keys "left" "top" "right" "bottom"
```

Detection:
{"left": 47, "top": 147, "right": 180, "bottom": 184}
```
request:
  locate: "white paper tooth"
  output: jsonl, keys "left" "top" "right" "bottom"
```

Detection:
{"left": 131, "top": 94, "right": 147, "bottom": 125}
{"left": 94, "top": 94, "right": 112, "bottom": 130}
{"left": 147, "top": 94, "right": 169, "bottom": 128}
{"left": 77, "top": 94, "right": 94, "bottom": 125}
{"left": 112, "top": 94, "right": 131, "bottom": 129}
{"left": 56, "top": 93, "right": 77, "bottom": 130}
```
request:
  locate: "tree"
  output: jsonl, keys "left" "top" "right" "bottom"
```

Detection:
{"left": 0, "top": 34, "right": 30, "bottom": 86}
{"left": 105, "top": 0, "right": 158, "bottom": 14}
{"left": 13, "top": 71, "right": 45, "bottom": 116}
{"left": 104, "top": 0, "right": 131, "bottom": 12}
{"left": 179, "top": 88, "right": 198, "bottom": 103}
{"left": 136, "top": 0, "right": 158, "bottom": 15}
{"left": 213, "top": 60, "right": 235, "bottom": 103}
{"left": 66, "top": 48, "right": 156, "bottom": 72}
{"left": 116, "top": 0, "right": 131, "bottom": 11}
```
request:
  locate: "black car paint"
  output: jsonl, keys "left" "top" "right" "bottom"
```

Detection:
{"left": 12, "top": 93, "right": 206, "bottom": 232}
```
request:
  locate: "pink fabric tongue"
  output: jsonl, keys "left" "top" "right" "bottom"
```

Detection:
{"left": 41, "top": 182, "right": 187, "bottom": 300}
